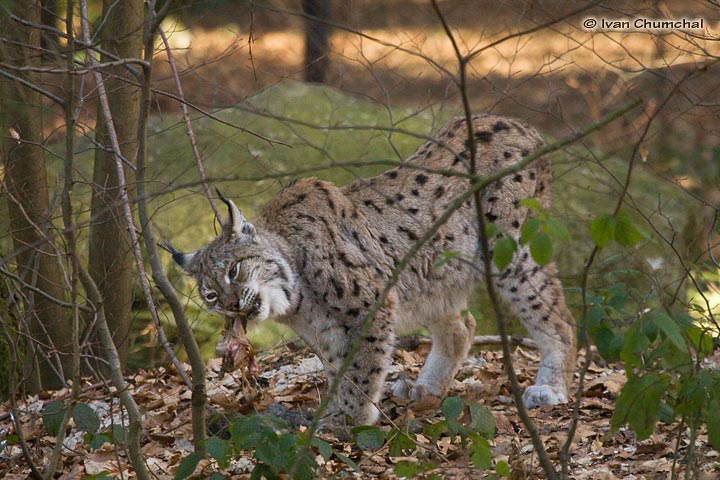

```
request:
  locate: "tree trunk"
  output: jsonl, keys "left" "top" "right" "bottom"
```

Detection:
{"left": 87, "top": 0, "right": 144, "bottom": 371}
{"left": 0, "top": 1, "right": 73, "bottom": 392}
{"left": 302, "top": 0, "right": 331, "bottom": 83}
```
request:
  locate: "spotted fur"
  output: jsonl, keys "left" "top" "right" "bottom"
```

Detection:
{"left": 172, "top": 114, "right": 577, "bottom": 426}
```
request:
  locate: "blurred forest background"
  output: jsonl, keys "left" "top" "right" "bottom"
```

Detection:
{"left": 1, "top": 0, "right": 718, "bottom": 381}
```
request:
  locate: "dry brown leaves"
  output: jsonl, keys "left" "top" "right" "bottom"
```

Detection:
{"left": 1, "top": 341, "right": 718, "bottom": 479}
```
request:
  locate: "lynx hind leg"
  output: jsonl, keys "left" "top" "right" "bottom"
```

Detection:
{"left": 393, "top": 308, "right": 476, "bottom": 402}
{"left": 495, "top": 250, "right": 576, "bottom": 408}
{"left": 321, "top": 303, "right": 396, "bottom": 427}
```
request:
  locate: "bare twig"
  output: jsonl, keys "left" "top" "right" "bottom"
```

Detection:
{"left": 157, "top": 25, "right": 221, "bottom": 222}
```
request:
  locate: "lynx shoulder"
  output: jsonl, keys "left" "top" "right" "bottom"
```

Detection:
{"left": 170, "top": 114, "right": 576, "bottom": 426}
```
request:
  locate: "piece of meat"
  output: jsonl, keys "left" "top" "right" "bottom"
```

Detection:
{"left": 216, "top": 316, "right": 257, "bottom": 377}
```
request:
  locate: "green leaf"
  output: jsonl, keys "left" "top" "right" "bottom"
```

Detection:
{"left": 651, "top": 311, "right": 686, "bottom": 351}
{"left": 469, "top": 404, "right": 495, "bottom": 439}
{"left": 42, "top": 401, "right": 66, "bottom": 436}
{"left": 352, "top": 425, "right": 386, "bottom": 450}
{"left": 519, "top": 218, "right": 541, "bottom": 245}
{"left": 394, "top": 460, "right": 427, "bottom": 478}
{"left": 468, "top": 435, "right": 492, "bottom": 469}
{"left": 73, "top": 403, "right": 100, "bottom": 434}
{"left": 594, "top": 326, "right": 622, "bottom": 361}
{"left": 441, "top": 396, "right": 464, "bottom": 421}
{"left": 333, "top": 452, "right": 360, "bottom": 472}
{"left": 687, "top": 326, "right": 713, "bottom": 355}
{"left": 312, "top": 437, "right": 333, "bottom": 461}
{"left": 614, "top": 211, "right": 644, "bottom": 246}
{"left": 205, "top": 436, "right": 229, "bottom": 468}
{"left": 423, "top": 420, "right": 447, "bottom": 443}
{"left": 110, "top": 424, "right": 127, "bottom": 444}
{"left": 707, "top": 399, "right": 720, "bottom": 450}
{"left": 174, "top": 451, "right": 203, "bottom": 480}
{"left": 388, "top": 430, "right": 416, "bottom": 457}
{"left": 620, "top": 323, "right": 650, "bottom": 372}
{"left": 611, "top": 373, "right": 667, "bottom": 439}
{"left": 434, "top": 251, "right": 462, "bottom": 269}
{"left": 544, "top": 217, "right": 570, "bottom": 242}
{"left": 493, "top": 236, "right": 516, "bottom": 271}
{"left": 495, "top": 460, "right": 511, "bottom": 477}
{"left": 590, "top": 214, "right": 616, "bottom": 248}
{"left": 88, "top": 433, "right": 111, "bottom": 451}
{"left": 517, "top": 198, "right": 544, "bottom": 213}
{"left": 529, "top": 232, "right": 552, "bottom": 266}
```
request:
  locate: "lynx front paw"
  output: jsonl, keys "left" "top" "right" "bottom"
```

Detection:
{"left": 392, "top": 378, "right": 433, "bottom": 401}
{"left": 522, "top": 385, "right": 568, "bottom": 409}
{"left": 391, "top": 379, "right": 442, "bottom": 411}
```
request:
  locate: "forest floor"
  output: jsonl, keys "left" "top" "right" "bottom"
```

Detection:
{"left": 2, "top": 339, "right": 718, "bottom": 479}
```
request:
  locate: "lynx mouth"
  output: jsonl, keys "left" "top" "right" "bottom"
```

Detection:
{"left": 224, "top": 298, "right": 262, "bottom": 333}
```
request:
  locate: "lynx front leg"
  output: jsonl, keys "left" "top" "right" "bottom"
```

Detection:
{"left": 315, "top": 304, "right": 396, "bottom": 427}
{"left": 393, "top": 308, "right": 475, "bottom": 402}
{"left": 496, "top": 251, "right": 576, "bottom": 408}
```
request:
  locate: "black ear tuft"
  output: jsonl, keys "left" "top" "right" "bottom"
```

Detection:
{"left": 164, "top": 240, "right": 195, "bottom": 271}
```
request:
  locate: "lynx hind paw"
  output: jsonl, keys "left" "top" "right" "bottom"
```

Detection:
{"left": 522, "top": 385, "right": 568, "bottom": 409}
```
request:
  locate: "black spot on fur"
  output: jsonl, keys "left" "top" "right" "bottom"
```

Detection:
{"left": 279, "top": 193, "right": 308, "bottom": 211}
{"left": 385, "top": 170, "right": 398, "bottom": 179}
{"left": 485, "top": 212, "right": 498, "bottom": 222}
{"left": 332, "top": 279, "right": 344, "bottom": 298}
{"left": 411, "top": 189, "right": 420, "bottom": 197}
{"left": 363, "top": 199, "right": 383, "bottom": 213}
{"left": 445, "top": 234, "right": 455, "bottom": 242}
{"left": 513, "top": 174, "right": 523, "bottom": 183}
{"left": 298, "top": 213, "right": 316, "bottom": 222}
{"left": 504, "top": 151, "right": 513, "bottom": 159}
{"left": 521, "top": 149, "right": 530, "bottom": 157}
{"left": 395, "top": 193, "right": 405, "bottom": 201}
{"left": 407, "top": 207, "right": 418, "bottom": 215}
{"left": 475, "top": 131, "right": 494, "bottom": 143}
{"left": 385, "top": 198, "right": 395, "bottom": 205}
{"left": 492, "top": 121, "right": 510, "bottom": 132}
{"left": 352, "top": 280, "right": 361, "bottom": 296}
{"left": 347, "top": 307, "right": 360, "bottom": 317}
{"left": 529, "top": 171, "right": 536, "bottom": 180}
{"left": 512, "top": 220, "right": 520, "bottom": 229}
{"left": 415, "top": 174, "right": 429, "bottom": 185}
{"left": 398, "top": 226, "right": 418, "bottom": 241}
{"left": 379, "top": 235, "right": 389, "bottom": 244}
{"left": 434, "top": 186, "right": 445, "bottom": 198}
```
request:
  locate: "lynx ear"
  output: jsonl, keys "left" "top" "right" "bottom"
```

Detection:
{"left": 164, "top": 240, "right": 197, "bottom": 274}
{"left": 216, "top": 189, "right": 257, "bottom": 239}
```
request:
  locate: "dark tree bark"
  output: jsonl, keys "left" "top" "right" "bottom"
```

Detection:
{"left": 0, "top": 1, "right": 73, "bottom": 392}
{"left": 87, "top": 0, "right": 144, "bottom": 371}
{"left": 302, "top": 0, "right": 331, "bottom": 83}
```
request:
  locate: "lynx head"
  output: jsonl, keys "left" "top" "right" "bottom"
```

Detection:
{"left": 169, "top": 194, "right": 295, "bottom": 324}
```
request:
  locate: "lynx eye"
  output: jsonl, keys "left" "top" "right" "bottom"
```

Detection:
{"left": 230, "top": 261, "right": 241, "bottom": 280}
{"left": 204, "top": 290, "right": 218, "bottom": 303}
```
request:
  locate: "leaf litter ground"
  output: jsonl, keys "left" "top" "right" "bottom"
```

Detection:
{"left": 2, "top": 340, "right": 719, "bottom": 479}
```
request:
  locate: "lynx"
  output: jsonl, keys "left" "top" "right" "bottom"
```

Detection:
{"left": 170, "top": 114, "right": 577, "bottom": 427}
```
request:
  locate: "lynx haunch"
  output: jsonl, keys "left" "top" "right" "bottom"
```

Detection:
{"left": 170, "top": 114, "right": 577, "bottom": 427}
